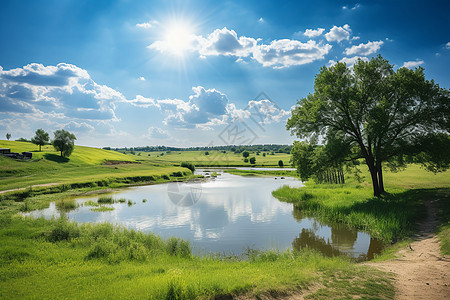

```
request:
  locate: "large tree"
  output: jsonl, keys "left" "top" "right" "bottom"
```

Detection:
{"left": 287, "top": 56, "right": 449, "bottom": 197}
{"left": 31, "top": 128, "right": 49, "bottom": 151}
{"left": 52, "top": 130, "right": 77, "bottom": 158}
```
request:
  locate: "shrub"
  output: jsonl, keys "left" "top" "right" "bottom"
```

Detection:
{"left": 180, "top": 162, "right": 195, "bottom": 173}
{"left": 98, "top": 196, "right": 115, "bottom": 204}
{"left": 48, "top": 218, "right": 80, "bottom": 242}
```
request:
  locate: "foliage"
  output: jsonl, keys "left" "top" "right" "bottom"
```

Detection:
{"left": 242, "top": 151, "right": 250, "bottom": 158}
{"left": 180, "top": 162, "right": 195, "bottom": 173}
{"left": 31, "top": 128, "right": 50, "bottom": 151}
{"left": 249, "top": 157, "right": 256, "bottom": 164}
{"left": 6, "top": 133, "right": 11, "bottom": 140}
{"left": 278, "top": 160, "right": 284, "bottom": 167}
{"left": 52, "top": 129, "right": 77, "bottom": 157}
{"left": 287, "top": 55, "right": 450, "bottom": 196}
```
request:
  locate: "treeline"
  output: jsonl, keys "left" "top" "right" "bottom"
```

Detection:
{"left": 105, "top": 144, "right": 292, "bottom": 154}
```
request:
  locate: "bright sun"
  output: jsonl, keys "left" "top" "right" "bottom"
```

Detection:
{"left": 164, "top": 22, "right": 194, "bottom": 56}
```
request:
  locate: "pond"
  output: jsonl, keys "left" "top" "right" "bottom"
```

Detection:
{"left": 26, "top": 170, "right": 382, "bottom": 260}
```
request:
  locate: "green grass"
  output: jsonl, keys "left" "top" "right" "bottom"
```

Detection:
{"left": 0, "top": 216, "right": 392, "bottom": 299}
{"left": 90, "top": 206, "right": 115, "bottom": 212}
{"left": 225, "top": 169, "right": 297, "bottom": 177}
{"left": 1, "top": 141, "right": 448, "bottom": 298}
{"left": 272, "top": 165, "right": 450, "bottom": 244}
{"left": 126, "top": 149, "right": 291, "bottom": 167}
{"left": 436, "top": 189, "right": 450, "bottom": 255}
{"left": 0, "top": 140, "right": 194, "bottom": 191}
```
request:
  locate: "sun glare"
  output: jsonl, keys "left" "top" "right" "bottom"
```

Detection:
{"left": 164, "top": 22, "right": 194, "bottom": 56}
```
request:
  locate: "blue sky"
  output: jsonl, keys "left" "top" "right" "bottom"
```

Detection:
{"left": 1, "top": 0, "right": 449, "bottom": 147}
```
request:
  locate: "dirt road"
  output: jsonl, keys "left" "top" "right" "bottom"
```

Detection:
{"left": 367, "top": 199, "right": 449, "bottom": 299}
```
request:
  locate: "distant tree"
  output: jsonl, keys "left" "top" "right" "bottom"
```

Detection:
{"left": 148, "top": 154, "right": 151, "bottom": 156}
{"left": 263, "top": 153, "right": 266, "bottom": 157}
{"left": 160, "top": 153, "right": 164, "bottom": 156}
{"left": 287, "top": 56, "right": 450, "bottom": 196}
{"left": 31, "top": 128, "right": 49, "bottom": 151}
{"left": 271, "top": 151, "right": 275, "bottom": 155}
{"left": 137, "top": 152, "right": 141, "bottom": 156}
{"left": 244, "top": 158, "right": 249, "bottom": 163}
{"left": 249, "top": 157, "right": 256, "bottom": 164}
{"left": 278, "top": 160, "right": 284, "bottom": 168}
{"left": 205, "top": 151, "right": 209, "bottom": 155}
{"left": 52, "top": 129, "right": 76, "bottom": 158}
{"left": 6, "top": 133, "right": 11, "bottom": 140}
{"left": 242, "top": 151, "right": 250, "bottom": 158}
{"left": 102, "top": 147, "right": 111, "bottom": 150}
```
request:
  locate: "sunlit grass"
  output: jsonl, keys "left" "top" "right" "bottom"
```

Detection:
{"left": 0, "top": 216, "right": 392, "bottom": 299}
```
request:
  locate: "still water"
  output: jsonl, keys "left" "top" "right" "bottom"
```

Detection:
{"left": 27, "top": 170, "right": 382, "bottom": 260}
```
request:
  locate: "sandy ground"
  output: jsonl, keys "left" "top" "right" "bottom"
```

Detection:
{"left": 366, "top": 199, "right": 450, "bottom": 299}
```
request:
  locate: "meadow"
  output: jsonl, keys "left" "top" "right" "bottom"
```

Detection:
{"left": 0, "top": 140, "right": 448, "bottom": 299}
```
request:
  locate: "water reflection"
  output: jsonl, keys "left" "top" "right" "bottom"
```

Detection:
{"left": 24, "top": 171, "right": 383, "bottom": 259}
{"left": 291, "top": 207, "right": 383, "bottom": 261}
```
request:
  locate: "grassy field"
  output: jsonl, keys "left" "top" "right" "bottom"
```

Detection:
{"left": 0, "top": 140, "right": 192, "bottom": 191}
{"left": 1, "top": 140, "right": 448, "bottom": 298}
{"left": 124, "top": 149, "right": 291, "bottom": 167}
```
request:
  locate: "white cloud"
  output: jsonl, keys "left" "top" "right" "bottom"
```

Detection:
{"left": 343, "top": 4, "right": 360, "bottom": 10}
{"left": 197, "top": 27, "right": 257, "bottom": 57}
{"left": 138, "top": 76, "right": 146, "bottom": 81}
{"left": 145, "top": 127, "right": 170, "bottom": 139}
{"left": 258, "top": 17, "right": 264, "bottom": 23}
{"left": 149, "top": 27, "right": 332, "bottom": 68}
{"left": 445, "top": 42, "right": 450, "bottom": 49}
{"left": 136, "top": 20, "right": 158, "bottom": 29}
{"left": 402, "top": 59, "right": 424, "bottom": 68}
{"left": 303, "top": 28, "right": 325, "bottom": 38}
{"left": 127, "top": 95, "right": 158, "bottom": 108}
{"left": 344, "top": 40, "right": 383, "bottom": 56}
{"left": 247, "top": 99, "right": 291, "bottom": 124}
{"left": 0, "top": 63, "right": 123, "bottom": 120}
{"left": 63, "top": 121, "right": 95, "bottom": 133}
{"left": 325, "top": 24, "right": 352, "bottom": 42}
{"left": 328, "top": 56, "right": 368, "bottom": 67}
{"left": 252, "top": 40, "right": 332, "bottom": 69}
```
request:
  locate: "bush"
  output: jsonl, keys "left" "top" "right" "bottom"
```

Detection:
{"left": 48, "top": 218, "right": 80, "bottom": 242}
{"left": 278, "top": 160, "right": 284, "bottom": 167}
{"left": 180, "top": 162, "right": 195, "bottom": 173}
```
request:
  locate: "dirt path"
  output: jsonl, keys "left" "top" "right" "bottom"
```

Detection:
{"left": 0, "top": 182, "right": 61, "bottom": 195}
{"left": 366, "top": 199, "right": 450, "bottom": 299}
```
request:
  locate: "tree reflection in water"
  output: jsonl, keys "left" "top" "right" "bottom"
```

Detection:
{"left": 291, "top": 207, "right": 383, "bottom": 261}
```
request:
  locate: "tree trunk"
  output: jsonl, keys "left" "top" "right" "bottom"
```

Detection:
{"left": 60, "top": 150, "right": 63, "bottom": 157}
{"left": 369, "top": 165, "right": 381, "bottom": 197}
{"left": 39, "top": 144, "right": 41, "bottom": 151}
{"left": 376, "top": 161, "right": 385, "bottom": 194}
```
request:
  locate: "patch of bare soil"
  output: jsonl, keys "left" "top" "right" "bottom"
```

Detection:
{"left": 367, "top": 199, "right": 450, "bottom": 299}
{"left": 0, "top": 182, "right": 61, "bottom": 194}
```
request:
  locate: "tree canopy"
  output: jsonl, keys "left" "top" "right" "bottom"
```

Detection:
{"left": 287, "top": 55, "right": 449, "bottom": 196}
{"left": 31, "top": 128, "right": 49, "bottom": 151}
{"left": 52, "top": 130, "right": 77, "bottom": 158}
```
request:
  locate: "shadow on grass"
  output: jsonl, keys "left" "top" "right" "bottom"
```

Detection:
{"left": 44, "top": 154, "right": 69, "bottom": 163}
